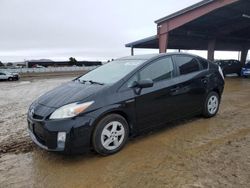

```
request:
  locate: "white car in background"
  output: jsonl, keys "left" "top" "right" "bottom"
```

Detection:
{"left": 0, "top": 71, "right": 20, "bottom": 81}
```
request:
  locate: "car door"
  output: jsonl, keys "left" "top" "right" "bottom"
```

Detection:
{"left": 128, "top": 56, "right": 182, "bottom": 131}
{"left": 172, "top": 55, "right": 208, "bottom": 117}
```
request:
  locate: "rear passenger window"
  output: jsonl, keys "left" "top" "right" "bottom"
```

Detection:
{"left": 234, "top": 60, "right": 240, "bottom": 65}
{"left": 174, "top": 55, "right": 200, "bottom": 75}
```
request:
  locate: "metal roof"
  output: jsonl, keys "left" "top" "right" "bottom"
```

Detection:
{"left": 126, "top": 0, "right": 250, "bottom": 51}
{"left": 155, "top": 0, "right": 215, "bottom": 24}
{"left": 125, "top": 35, "right": 157, "bottom": 48}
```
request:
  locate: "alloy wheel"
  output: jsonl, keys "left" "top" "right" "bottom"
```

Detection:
{"left": 207, "top": 95, "right": 219, "bottom": 115}
{"left": 101, "top": 121, "right": 125, "bottom": 151}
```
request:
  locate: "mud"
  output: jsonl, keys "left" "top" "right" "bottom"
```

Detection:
{"left": 1, "top": 77, "right": 250, "bottom": 187}
{"left": 0, "top": 78, "right": 73, "bottom": 155}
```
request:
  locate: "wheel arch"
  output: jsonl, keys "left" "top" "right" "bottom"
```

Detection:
{"left": 211, "top": 87, "right": 221, "bottom": 99}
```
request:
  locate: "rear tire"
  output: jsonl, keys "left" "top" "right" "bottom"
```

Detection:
{"left": 202, "top": 91, "right": 220, "bottom": 118}
{"left": 8, "top": 77, "right": 13, "bottom": 81}
{"left": 92, "top": 114, "right": 129, "bottom": 156}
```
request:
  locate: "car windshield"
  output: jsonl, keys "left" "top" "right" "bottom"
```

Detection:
{"left": 78, "top": 59, "right": 145, "bottom": 84}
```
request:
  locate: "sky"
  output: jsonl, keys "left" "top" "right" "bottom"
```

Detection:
{"left": 0, "top": 0, "right": 242, "bottom": 62}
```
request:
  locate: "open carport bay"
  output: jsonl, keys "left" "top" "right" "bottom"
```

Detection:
{"left": 0, "top": 76, "right": 250, "bottom": 187}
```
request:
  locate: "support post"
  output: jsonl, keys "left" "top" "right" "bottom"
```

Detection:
{"left": 240, "top": 48, "right": 248, "bottom": 65}
{"left": 159, "top": 33, "right": 168, "bottom": 53}
{"left": 131, "top": 47, "right": 134, "bottom": 56}
{"left": 207, "top": 39, "right": 216, "bottom": 61}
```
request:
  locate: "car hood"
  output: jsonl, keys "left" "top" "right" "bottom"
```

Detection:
{"left": 37, "top": 81, "right": 107, "bottom": 108}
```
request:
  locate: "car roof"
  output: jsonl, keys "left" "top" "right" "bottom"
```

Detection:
{"left": 117, "top": 52, "right": 200, "bottom": 61}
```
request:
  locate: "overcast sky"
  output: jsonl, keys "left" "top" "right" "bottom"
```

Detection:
{"left": 0, "top": 0, "right": 241, "bottom": 62}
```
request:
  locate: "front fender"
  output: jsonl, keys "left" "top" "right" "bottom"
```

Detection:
{"left": 86, "top": 102, "right": 137, "bottom": 136}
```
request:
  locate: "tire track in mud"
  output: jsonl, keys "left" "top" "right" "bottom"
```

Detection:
{"left": 0, "top": 77, "right": 73, "bottom": 156}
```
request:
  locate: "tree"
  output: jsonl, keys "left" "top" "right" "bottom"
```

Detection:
{"left": 69, "top": 57, "right": 77, "bottom": 66}
{"left": 6, "top": 62, "right": 13, "bottom": 67}
{"left": 0, "top": 61, "right": 4, "bottom": 67}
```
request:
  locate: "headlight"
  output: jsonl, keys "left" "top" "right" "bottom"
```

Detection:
{"left": 49, "top": 101, "right": 94, "bottom": 120}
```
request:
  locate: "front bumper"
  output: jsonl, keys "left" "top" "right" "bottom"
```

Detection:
{"left": 27, "top": 114, "right": 95, "bottom": 153}
{"left": 28, "top": 129, "right": 64, "bottom": 151}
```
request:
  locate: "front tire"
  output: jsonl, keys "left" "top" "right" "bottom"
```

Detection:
{"left": 202, "top": 91, "right": 220, "bottom": 118}
{"left": 8, "top": 77, "right": 13, "bottom": 81}
{"left": 92, "top": 114, "right": 129, "bottom": 155}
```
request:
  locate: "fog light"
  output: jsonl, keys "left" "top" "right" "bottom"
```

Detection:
{"left": 57, "top": 132, "right": 66, "bottom": 149}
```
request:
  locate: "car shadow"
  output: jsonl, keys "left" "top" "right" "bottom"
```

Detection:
{"left": 38, "top": 115, "right": 202, "bottom": 161}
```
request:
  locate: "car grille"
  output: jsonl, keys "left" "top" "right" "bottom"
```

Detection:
{"left": 34, "top": 131, "right": 46, "bottom": 145}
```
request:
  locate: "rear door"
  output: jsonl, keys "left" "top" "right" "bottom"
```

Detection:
{"left": 172, "top": 55, "right": 208, "bottom": 117}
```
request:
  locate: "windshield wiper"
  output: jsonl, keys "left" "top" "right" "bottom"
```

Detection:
{"left": 77, "top": 79, "right": 104, "bottom": 85}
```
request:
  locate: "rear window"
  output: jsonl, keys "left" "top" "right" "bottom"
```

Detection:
{"left": 233, "top": 60, "right": 240, "bottom": 64}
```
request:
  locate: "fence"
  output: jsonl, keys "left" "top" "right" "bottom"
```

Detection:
{"left": 0, "top": 66, "right": 98, "bottom": 74}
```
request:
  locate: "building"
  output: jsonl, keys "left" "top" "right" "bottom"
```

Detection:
{"left": 126, "top": 0, "right": 250, "bottom": 64}
{"left": 26, "top": 60, "right": 102, "bottom": 68}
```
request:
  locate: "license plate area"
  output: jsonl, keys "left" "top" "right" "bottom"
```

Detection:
{"left": 28, "top": 120, "right": 46, "bottom": 145}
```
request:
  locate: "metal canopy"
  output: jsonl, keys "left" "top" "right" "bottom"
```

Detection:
{"left": 126, "top": 0, "right": 250, "bottom": 51}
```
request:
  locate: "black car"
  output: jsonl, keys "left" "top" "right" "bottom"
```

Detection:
{"left": 28, "top": 53, "right": 224, "bottom": 155}
{"left": 214, "top": 59, "right": 242, "bottom": 76}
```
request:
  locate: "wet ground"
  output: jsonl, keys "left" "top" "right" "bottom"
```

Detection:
{"left": 1, "top": 76, "right": 250, "bottom": 187}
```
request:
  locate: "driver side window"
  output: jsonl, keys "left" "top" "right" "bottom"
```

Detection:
{"left": 127, "top": 56, "right": 174, "bottom": 87}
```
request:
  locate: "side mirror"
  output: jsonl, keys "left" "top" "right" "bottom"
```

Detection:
{"left": 130, "top": 79, "right": 154, "bottom": 88}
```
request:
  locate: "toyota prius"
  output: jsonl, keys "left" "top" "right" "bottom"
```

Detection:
{"left": 28, "top": 53, "right": 224, "bottom": 155}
